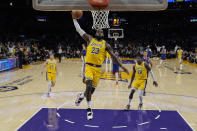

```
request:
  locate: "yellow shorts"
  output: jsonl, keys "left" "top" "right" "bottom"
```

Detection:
{"left": 132, "top": 79, "right": 147, "bottom": 90}
{"left": 85, "top": 64, "right": 102, "bottom": 87}
{"left": 46, "top": 72, "right": 56, "bottom": 82}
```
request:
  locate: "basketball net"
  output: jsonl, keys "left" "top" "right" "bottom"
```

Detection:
{"left": 91, "top": 10, "right": 110, "bottom": 30}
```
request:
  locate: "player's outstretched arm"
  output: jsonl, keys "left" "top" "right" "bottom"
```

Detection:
{"left": 128, "top": 65, "right": 136, "bottom": 89}
{"left": 106, "top": 43, "right": 129, "bottom": 75}
{"left": 144, "top": 63, "right": 158, "bottom": 87}
{"left": 72, "top": 18, "right": 92, "bottom": 43}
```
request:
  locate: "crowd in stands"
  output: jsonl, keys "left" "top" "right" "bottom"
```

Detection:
{"left": 0, "top": 38, "right": 196, "bottom": 65}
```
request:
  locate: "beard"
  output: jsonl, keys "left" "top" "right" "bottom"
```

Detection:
{"left": 95, "top": 35, "right": 104, "bottom": 41}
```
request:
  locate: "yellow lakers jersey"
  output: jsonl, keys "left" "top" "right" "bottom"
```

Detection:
{"left": 177, "top": 49, "right": 183, "bottom": 59}
{"left": 47, "top": 59, "right": 56, "bottom": 73}
{"left": 135, "top": 62, "right": 147, "bottom": 80}
{"left": 106, "top": 52, "right": 111, "bottom": 58}
{"left": 85, "top": 38, "right": 106, "bottom": 66}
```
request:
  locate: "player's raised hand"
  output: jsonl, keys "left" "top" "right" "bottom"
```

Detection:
{"left": 153, "top": 81, "right": 158, "bottom": 87}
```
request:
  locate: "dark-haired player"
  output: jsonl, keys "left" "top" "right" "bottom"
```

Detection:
{"left": 72, "top": 14, "right": 129, "bottom": 120}
{"left": 125, "top": 54, "right": 158, "bottom": 110}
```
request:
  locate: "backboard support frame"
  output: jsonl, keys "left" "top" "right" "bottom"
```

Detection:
{"left": 33, "top": 0, "right": 168, "bottom": 11}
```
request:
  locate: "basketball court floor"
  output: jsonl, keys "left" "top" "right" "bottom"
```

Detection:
{"left": 0, "top": 59, "right": 196, "bottom": 131}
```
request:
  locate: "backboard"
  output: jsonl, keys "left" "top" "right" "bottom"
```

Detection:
{"left": 108, "top": 29, "right": 124, "bottom": 39}
{"left": 33, "top": 0, "right": 168, "bottom": 11}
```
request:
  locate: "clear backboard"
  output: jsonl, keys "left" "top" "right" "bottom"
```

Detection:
{"left": 33, "top": 0, "right": 168, "bottom": 11}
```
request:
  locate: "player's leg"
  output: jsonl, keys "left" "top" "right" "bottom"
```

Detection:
{"left": 75, "top": 65, "right": 92, "bottom": 106}
{"left": 125, "top": 80, "right": 139, "bottom": 110}
{"left": 115, "top": 72, "right": 119, "bottom": 85}
{"left": 47, "top": 81, "right": 52, "bottom": 97}
{"left": 51, "top": 74, "right": 56, "bottom": 87}
{"left": 179, "top": 58, "right": 183, "bottom": 70}
{"left": 113, "top": 64, "right": 119, "bottom": 85}
{"left": 138, "top": 89, "right": 144, "bottom": 110}
{"left": 84, "top": 79, "right": 94, "bottom": 120}
{"left": 46, "top": 73, "right": 52, "bottom": 97}
{"left": 138, "top": 80, "right": 146, "bottom": 110}
{"left": 125, "top": 88, "right": 136, "bottom": 110}
{"left": 143, "top": 79, "right": 148, "bottom": 96}
{"left": 75, "top": 82, "right": 95, "bottom": 106}
{"left": 85, "top": 68, "right": 101, "bottom": 120}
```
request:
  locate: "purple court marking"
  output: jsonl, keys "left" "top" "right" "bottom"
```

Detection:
{"left": 17, "top": 108, "right": 193, "bottom": 131}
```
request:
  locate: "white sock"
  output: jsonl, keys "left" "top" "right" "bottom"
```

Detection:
{"left": 128, "top": 99, "right": 132, "bottom": 105}
{"left": 87, "top": 101, "right": 91, "bottom": 108}
{"left": 115, "top": 72, "right": 118, "bottom": 82}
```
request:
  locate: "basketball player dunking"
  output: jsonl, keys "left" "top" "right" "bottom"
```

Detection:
{"left": 125, "top": 54, "right": 158, "bottom": 110}
{"left": 41, "top": 54, "right": 58, "bottom": 97}
{"left": 72, "top": 12, "right": 129, "bottom": 120}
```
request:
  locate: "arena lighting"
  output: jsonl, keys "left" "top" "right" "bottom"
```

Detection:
{"left": 10, "top": 2, "right": 13, "bottom": 6}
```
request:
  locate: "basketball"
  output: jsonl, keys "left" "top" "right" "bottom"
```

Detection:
{"left": 72, "top": 10, "right": 83, "bottom": 19}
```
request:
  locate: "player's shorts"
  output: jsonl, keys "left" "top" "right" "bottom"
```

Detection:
{"left": 85, "top": 64, "right": 102, "bottom": 87}
{"left": 113, "top": 64, "right": 119, "bottom": 74}
{"left": 161, "top": 54, "right": 166, "bottom": 60}
{"left": 46, "top": 72, "right": 56, "bottom": 82}
{"left": 82, "top": 50, "right": 86, "bottom": 56}
{"left": 132, "top": 79, "right": 147, "bottom": 90}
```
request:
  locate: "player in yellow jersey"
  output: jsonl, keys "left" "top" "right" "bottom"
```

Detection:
{"left": 125, "top": 54, "right": 158, "bottom": 110}
{"left": 41, "top": 54, "right": 58, "bottom": 97}
{"left": 177, "top": 47, "right": 183, "bottom": 70}
{"left": 72, "top": 13, "right": 129, "bottom": 120}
